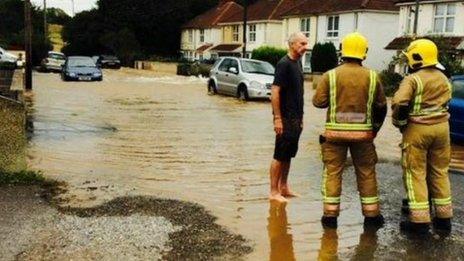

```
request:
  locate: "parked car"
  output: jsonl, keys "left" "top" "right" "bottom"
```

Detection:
{"left": 177, "top": 59, "right": 215, "bottom": 77}
{"left": 96, "top": 55, "right": 121, "bottom": 69}
{"left": 0, "top": 47, "right": 19, "bottom": 68}
{"left": 61, "top": 56, "right": 103, "bottom": 81}
{"left": 208, "top": 57, "right": 275, "bottom": 100}
{"left": 40, "top": 51, "right": 66, "bottom": 72}
{"left": 450, "top": 75, "right": 464, "bottom": 142}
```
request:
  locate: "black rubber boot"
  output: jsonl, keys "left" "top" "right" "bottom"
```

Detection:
{"left": 400, "top": 220, "right": 430, "bottom": 234}
{"left": 364, "top": 214, "right": 385, "bottom": 229}
{"left": 321, "top": 216, "right": 337, "bottom": 229}
{"left": 401, "top": 198, "right": 409, "bottom": 215}
{"left": 433, "top": 218, "right": 452, "bottom": 232}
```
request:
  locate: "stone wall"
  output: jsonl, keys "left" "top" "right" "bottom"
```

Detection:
{"left": 0, "top": 69, "right": 26, "bottom": 172}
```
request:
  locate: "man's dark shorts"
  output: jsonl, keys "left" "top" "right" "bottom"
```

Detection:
{"left": 273, "top": 118, "right": 303, "bottom": 162}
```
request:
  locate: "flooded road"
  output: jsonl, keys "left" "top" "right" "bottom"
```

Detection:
{"left": 28, "top": 69, "right": 464, "bottom": 260}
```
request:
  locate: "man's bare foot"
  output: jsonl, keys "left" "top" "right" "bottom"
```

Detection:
{"left": 269, "top": 193, "right": 288, "bottom": 203}
{"left": 281, "top": 189, "right": 300, "bottom": 198}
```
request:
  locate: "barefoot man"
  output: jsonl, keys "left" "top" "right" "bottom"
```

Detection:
{"left": 269, "top": 32, "right": 309, "bottom": 202}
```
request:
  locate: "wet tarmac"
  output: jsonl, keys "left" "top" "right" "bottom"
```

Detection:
{"left": 27, "top": 69, "right": 464, "bottom": 260}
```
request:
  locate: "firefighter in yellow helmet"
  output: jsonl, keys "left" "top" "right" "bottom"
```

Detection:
{"left": 313, "top": 32, "right": 387, "bottom": 228}
{"left": 393, "top": 39, "right": 453, "bottom": 234}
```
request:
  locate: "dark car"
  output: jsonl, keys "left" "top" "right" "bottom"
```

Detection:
{"left": 96, "top": 55, "right": 121, "bottom": 69}
{"left": 61, "top": 56, "right": 103, "bottom": 81}
{"left": 450, "top": 75, "right": 464, "bottom": 142}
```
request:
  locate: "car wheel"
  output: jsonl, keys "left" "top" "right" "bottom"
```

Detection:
{"left": 208, "top": 81, "right": 217, "bottom": 95}
{"left": 237, "top": 86, "right": 249, "bottom": 101}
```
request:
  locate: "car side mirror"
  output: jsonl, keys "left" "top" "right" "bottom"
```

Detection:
{"left": 228, "top": 67, "right": 238, "bottom": 74}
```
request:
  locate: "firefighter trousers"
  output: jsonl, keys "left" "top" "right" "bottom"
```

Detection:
{"left": 320, "top": 139, "right": 380, "bottom": 217}
{"left": 401, "top": 121, "right": 452, "bottom": 223}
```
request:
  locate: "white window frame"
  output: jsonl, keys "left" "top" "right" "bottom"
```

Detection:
{"left": 188, "top": 29, "right": 193, "bottom": 43}
{"left": 248, "top": 24, "right": 256, "bottom": 43}
{"left": 303, "top": 51, "right": 311, "bottom": 72}
{"left": 300, "top": 18, "right": 310, "bottom": 38}
{"left": 405, "top": 6, "right": 414, "bottom": 34}
{"left": 199, "top": 29, "right": 205, "bottom": 43}
{"left": 233, "top": 25, "right": 239, "bottom": 42}
{"left": 327, "top": 16, "right": 339, "bottom": 38}
{"left": 433, "top": 3, "right": 456, "bottom": 34}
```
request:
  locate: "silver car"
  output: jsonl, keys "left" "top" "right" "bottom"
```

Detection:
{"left": 41, "top": 51, "right": 66, "bottom": 72}
{"left": 208, "top": 57, "right": 274, "bottom": 100}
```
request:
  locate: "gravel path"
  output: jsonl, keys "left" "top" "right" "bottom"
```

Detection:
{"left": 0, "top": 185, "right": 252, "bottom": 260}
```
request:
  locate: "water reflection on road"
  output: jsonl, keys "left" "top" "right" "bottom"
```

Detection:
{"left": 28, "top": 69, "right": 464, "bottom": 260}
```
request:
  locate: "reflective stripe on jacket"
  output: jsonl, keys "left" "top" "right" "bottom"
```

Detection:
{"left": 392, "top": 68, "right": 451, "bottom": 127}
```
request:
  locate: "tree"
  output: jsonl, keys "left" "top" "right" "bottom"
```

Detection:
{"left": 0, "top": 0, "right": 52, "bottom": 65}
{"left": 46, "top": 7, "right": 71, "bottom": 25}
{"left": 310, "top": 42, "right": 338, "bottom": 73}
{"left": 61, "top": 0, "right": 220, "bottom": 63}
{"left": 251, "top": 46, "right": 287, "bottom": 67}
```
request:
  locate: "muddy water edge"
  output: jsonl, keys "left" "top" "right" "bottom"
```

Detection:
{"left": 27, "top": 69, "right": 464, "bottom": 260}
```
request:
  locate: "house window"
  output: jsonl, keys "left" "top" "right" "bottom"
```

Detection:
{"left": 249, "top": 24, "right": 256, "bottom": 42}
{"left": 300, "top": 18, "right": 310, "bottom": 38}
{"left": 188, "top": 30, "right": 193, "bottom": 43}
{"left": 233, "top": 25, "right": 239, "bottom": 42}
{"left": 303, "top": 51, "right": 311, "bottom": 73}
{"left": 405, "top": 6, "right": 414, "bottom": 34}
{"left": 200, "top": 29, "right": 205, "bottom": 43}
{"left": 434, "top": 3, "right": 456, "bottom": 33}
{"left": 327, "top": 16, "right": 339, "bottom": 38}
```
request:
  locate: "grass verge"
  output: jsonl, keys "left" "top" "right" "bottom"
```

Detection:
{"left": 0, "top": 170, "right": 46, "bottom": 185}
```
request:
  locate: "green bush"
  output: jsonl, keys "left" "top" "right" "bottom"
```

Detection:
{"left": 0, "top": 170, "right": 45, "bottom": 185}
{"left": 311, "top": 42, "right": 338, "bottom": 73}
{"left": 251, "top": 46, "right": 287, "bottom": 67}
{"left": 379, "top": 70, "right": 404, "bottom": 97}
{"left": 0, "top": 61, "right": 16, "bottom": 70}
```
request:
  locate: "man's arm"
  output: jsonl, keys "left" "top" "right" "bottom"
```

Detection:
{"left": 312, "top": 73, "right": 330, "bottom": 108}
{"left": 392, "top": 76, "right": 416, "bottom": 130}
{"left": 372, "top": 77, "right": 387, "bottom": 134}
{"left": 271, "top": 85, "right": 283, "bottom": 135}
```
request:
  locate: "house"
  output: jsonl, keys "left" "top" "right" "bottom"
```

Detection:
{"left": 385, "top": 0, "right": 464, "bottom": 73}
{"left": 281, "top": 0, "right": 400, "bottom": 72}
{"left": 215, "top": 0, "right": 305, "bottom": 58}
{"left": 180, "top": 0, "right": 242, "bottom": 61}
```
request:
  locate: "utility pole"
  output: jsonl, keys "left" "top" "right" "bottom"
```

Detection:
{"left": 71, "top": 0, "right": 75, "bottom": 16}
{"left": 413, "top": 0, "right": 420, "bottom": 36}
{"left": 43, "top": 0, "right": 48, "bottom": 41}
{"left": 242, "top": 0, "right": 248, "bottom": 58}
{"left": 24, "top": 0, "right": 33, "bottom": 90}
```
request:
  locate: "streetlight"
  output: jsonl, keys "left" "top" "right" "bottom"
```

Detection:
{"left": 71, "top": 0, "right": 75, "bottom": 16}
{"left": 43, "top": 0, "right": 48, "bottom": 40}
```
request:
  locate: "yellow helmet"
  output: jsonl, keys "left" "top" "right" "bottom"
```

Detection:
{"left": 341, "top": 32, "right": 368, "bottom": 60}
{"left": 403, "top": 39, "right": 438, "bottom": 69}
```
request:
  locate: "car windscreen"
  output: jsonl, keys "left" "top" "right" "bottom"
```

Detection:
{"left": 240, "top": 60, "right": 275, "bottom": 75}
{"left": 49, "top": 53, "right": 65, "bottom": 60}
{"left": 68, "top": 58, "right": 96, "bottom": 67}
{"left": 453, "top": 79, "right": 464, "bottom": 99}
{"left": 101, "top": 55, "right": 118, "bottom": 60}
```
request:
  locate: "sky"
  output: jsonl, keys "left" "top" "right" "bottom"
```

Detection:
{"left": 31, "top": 0, "right": 97, "bottom": 16}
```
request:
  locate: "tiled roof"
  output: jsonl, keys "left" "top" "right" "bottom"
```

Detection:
{"left": 210, "top": 44, "right": 242, "bottom": 51}
{"left": 282, "top": 0, "right": 399, "bottom": 17}
{"left": 196, "top": 44, "right": 213, "bottom": 53}
{"left": 220, "top": 0, "right": 307, "bottom": 23}
{"left": 385, "top": 36, "right": 464, "bottom": 50}
{"left": 394, "top": 0, "right": 430, "bottom": 4}
{"left": 182, "top": 1, "right": 243, "bottom": 29}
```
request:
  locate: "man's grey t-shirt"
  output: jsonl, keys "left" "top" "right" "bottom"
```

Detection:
{"left": 272, "top": 55, "right": 304, "bottom": 119}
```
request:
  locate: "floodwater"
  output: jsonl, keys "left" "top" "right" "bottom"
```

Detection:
{"left": 27, "top": 69, "right": 464, "bottom": 260}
